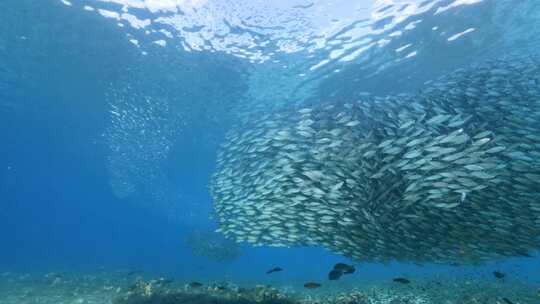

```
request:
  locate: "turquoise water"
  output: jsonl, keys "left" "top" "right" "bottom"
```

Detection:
{"left": 1, "top": 1, "right": 540, "bottom": 303}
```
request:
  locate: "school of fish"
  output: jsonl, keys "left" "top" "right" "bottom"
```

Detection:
{"left": 210, "top": 56, "right": 540, "bottom": 264}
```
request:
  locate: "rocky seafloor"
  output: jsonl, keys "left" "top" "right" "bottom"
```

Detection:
{"left": 0, "top": 271, "right": 538, "bottom": 304}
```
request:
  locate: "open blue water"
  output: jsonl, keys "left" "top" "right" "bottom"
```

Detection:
{"left": 1, "top": 0, "right": 540, "bottom": 298}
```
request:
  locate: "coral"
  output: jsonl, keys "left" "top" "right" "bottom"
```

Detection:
{"left": 107, "top": 275, "right": 538, "bottom": 304}
{"left": 114, "top": 291, "right": 296, "bottom": 304}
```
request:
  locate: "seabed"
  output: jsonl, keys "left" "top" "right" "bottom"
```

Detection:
{"left": 0, "top": 271, "right": 538, "bottom": 304}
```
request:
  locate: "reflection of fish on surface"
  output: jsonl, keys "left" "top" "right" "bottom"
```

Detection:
{"left": 210, "top": 55, "right": 540, "bottom": 264}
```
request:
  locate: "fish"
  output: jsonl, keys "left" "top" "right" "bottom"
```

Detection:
{"left": 333, "top": 263, "right": 350, "bottom": 270}
{"left": 188, "top": 282, "right": 203, "bottom": 288}
{"left": 333, "top": 263, "right": 356, "bottom": 274}
{"left": 502, "top": 297, "right": 514, "bottom": 304}
{"left": 493, "top": 271, "right": 505, "bottom": 279}
{"left": 516, "top": 251, "right": 533, "bottom": 257}
{"left": 328, "top": 269, "right": 343, "bottom": 280}
{"left": 393, "top": 277, "right": 410, "bottom": 284}
{"left": 343, "top": 266, "right": 355, "bottom": 274}
{"left": 304, "top": 282, "right": 322, "bottom": 289}
{"left": 426, "top": 114, "right": 451, "bottom": 125}
{"left": 210, "top": 55, "right": 540, "bottom": 265}
{"left": 266, "top": 267, "right": 283, "bottom": 274}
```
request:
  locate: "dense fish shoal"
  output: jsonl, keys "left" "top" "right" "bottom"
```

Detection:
{"left": 210, "top": 56, "right": 540, "bottom": 264}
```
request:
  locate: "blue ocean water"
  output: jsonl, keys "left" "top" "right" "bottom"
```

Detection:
{"left": 1, "top": 0, "right": 540, "bottom": 300}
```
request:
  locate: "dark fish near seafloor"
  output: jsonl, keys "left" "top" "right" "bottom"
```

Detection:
{"left": 393, "top": 277, "right": 411, "bottom": 284}
{"left": 304, "top": 282, "right": 322, "bottom": 289}
{"left": 502, "top": 298, "right": 514, "bottom": 304}
{"left": 333, "top": 263, "right": 355, "bottom": 274}
{"left": 266, "top": 267, "right": 283, "bottom": 274}
{"left": 328, "top": 269, "right": 343, "bottom": 280}
{"left": 493, "top": 271, "right": 505, "bottom": 279}
{"left": 333, "top": 263, "right": 349, "bottom": 271}
{"left": 188, "top": 282, "right": 204, "bottom": 288}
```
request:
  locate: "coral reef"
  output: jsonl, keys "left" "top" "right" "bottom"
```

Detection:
{"left": 116, "top": 279, "right": 294, "bottom": 304}
{"left": 115, "top": 277, "right": 539, "bottom": 304}
{"left": 0, "top": 271, "right": 537, "bottom": 304}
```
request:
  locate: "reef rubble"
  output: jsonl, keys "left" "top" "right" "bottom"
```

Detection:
{"left": 0, "top": 271, "right": 537, "bottom": 304}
